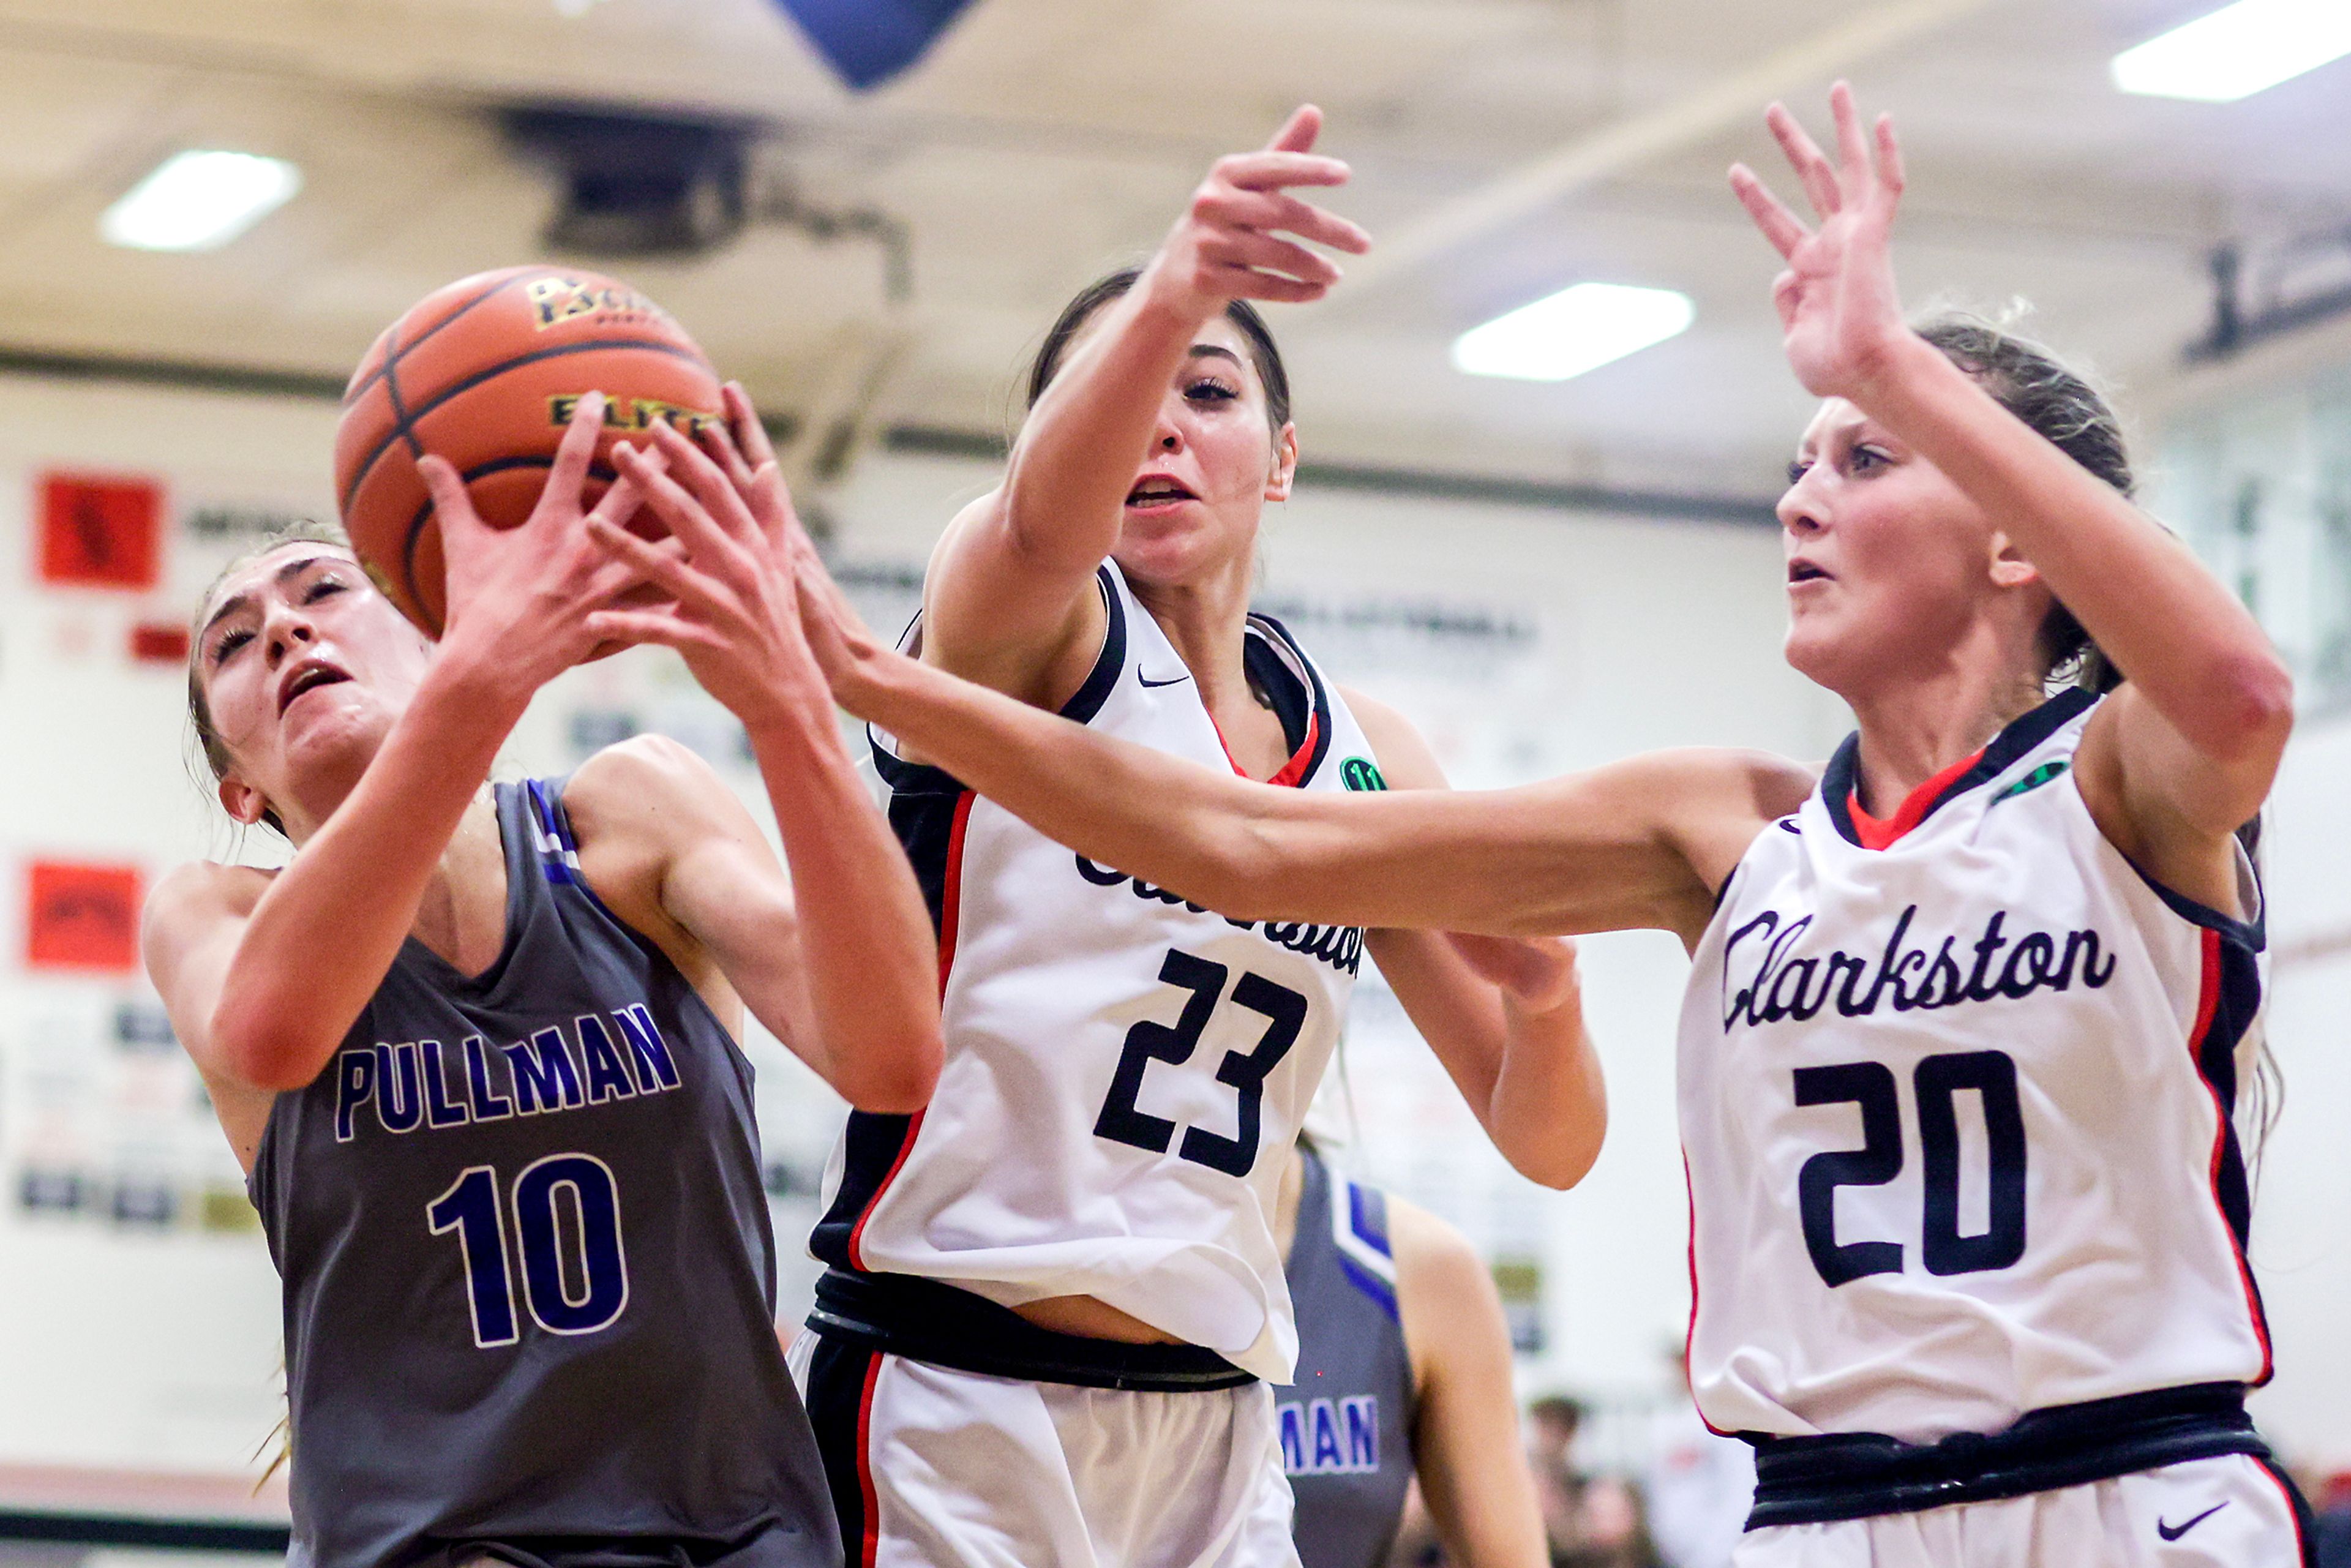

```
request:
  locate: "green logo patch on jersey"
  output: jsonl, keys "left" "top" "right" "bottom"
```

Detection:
{"left": 1992, "top": 760, "right": 2069, "bottom": 803}
{"left": 1341, "top": 756, "right": 1387, "bottom": 793}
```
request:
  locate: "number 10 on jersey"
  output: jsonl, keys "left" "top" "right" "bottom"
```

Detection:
{"left": 429, "top": 1154, "right": 630, "bottom": 1346}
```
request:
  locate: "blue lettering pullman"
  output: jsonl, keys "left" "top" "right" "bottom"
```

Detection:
{"left": 332, "top": 1005, "right": 681, "bottom": 1142}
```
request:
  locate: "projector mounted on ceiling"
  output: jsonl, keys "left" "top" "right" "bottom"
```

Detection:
{"left": 503, "top": 105, "right": 753, "bottom": 258}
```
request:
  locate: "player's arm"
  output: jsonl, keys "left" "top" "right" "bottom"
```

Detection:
{"left": 920, "top": 107, "right": 1368, "bottom": 707}
{"left": 1733, "top": 86, "right": 2290, "bottom": 906}
{"left": 564, "top": 735, "right": 939, "bottom": 1114}
{"left": 794, "top": 561, "right": 1801, "bottom": 943}
{"left": 1390, "top": 1198, "right": 1549, "bottom": 1568}
{"left": 178, "top": 399, "right": 657, "bottom": 1093}
{"left": 587, "top": 423, "right": 945, "bottom": 1113}
{"left": 143, "top": 863, "right": 285, "bottom": 1169}
{"left": 1346, "top": 689, "right": 1605, "bottom": 1190}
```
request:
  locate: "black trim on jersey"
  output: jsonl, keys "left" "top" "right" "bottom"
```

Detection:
{"left": 1743, "top": 1381, "right": 2271, "bottom": 1529}
{"left": 869, "top": 564, "right": 1127, "bottom": 796}
{"left": 803, "top": 1334, "right": 882, "bottom": 1568}
{"left": 1244, "top": 611, "right": 1336, "bottom": 786}
{"left": 1820, "top": 688, "right": 2098, "bottom": 849}
{"left": 808, "top": 1269, "right": 1256, "bottom": 1392}
{"left": 2195, "top": 923, "right": 2267, "bottom": 1256}
{"left": 2255, "top": 1455, "right": 2323, "bottom": 1568}
{"left": 2124, "top": 853, "right": 2267, "bottom": 951}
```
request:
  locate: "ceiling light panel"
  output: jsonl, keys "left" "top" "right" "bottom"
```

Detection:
{"left": 2112, "top": 0, "right": 2351, "bottom": 102}
{"left": 1453, "top": 283, "right": 1696, "bottom": 383}
{"left": 101, "top": 151, "right": 303, "bottom": 252}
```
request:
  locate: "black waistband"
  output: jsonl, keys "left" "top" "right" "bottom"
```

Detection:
{"left": 808, "top": 1269, "right": 1256, "bottom": 1393}
{"left": 1745, "top": 1382, "right": 2269, "bottom": 1529}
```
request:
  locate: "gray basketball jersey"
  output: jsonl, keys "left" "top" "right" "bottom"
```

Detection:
{"left": 247, "top": 776, "right": 836, "bottom": 1568}
{"left": 1278, "top": 1146, "right": 1414, "bottom": 1568}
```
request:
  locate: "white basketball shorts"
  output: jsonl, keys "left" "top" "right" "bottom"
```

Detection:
{"left": 790, "top": 1331, "right": 1300, "bottom": 1568}
{"left": 1733, "top": 1453, "right": 2310, "bottom": 1567}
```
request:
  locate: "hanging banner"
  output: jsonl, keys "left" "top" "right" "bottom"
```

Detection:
{"left": 769, "top": 0, "right": 978, "bottom": 89}
{"left": 39, "top": 471, "right": 163, "bottom": 590}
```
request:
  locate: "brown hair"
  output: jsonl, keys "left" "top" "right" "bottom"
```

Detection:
{"left": 1914, "top": 313, "right": 2128, "bottom": 694}
{"left": 1026, "top": 268, "right": 1293, "bottom": 440}
{"left": 186, "top": 520, "right": 357, "bottom": 839}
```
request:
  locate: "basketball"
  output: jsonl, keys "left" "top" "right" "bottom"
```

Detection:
{"left": 332, "top": 265, "right": 723, "bottom": 637}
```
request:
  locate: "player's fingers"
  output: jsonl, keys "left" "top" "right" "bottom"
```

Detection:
{"left": 1200, "top": 231, "right": 1343, "bottom": 288}
{"left": 1874, "top": 113, "right": 1906, "bottom": 207}
{"left": 694, "top": 411, "right": 757, "bottom": 494}
{"left": 1215, "top": 151, "right": 1352, "bottom": 193}
{"left": 745, "top": 459, "right": 806, "bottom": 547}
{"left": 1765, "top": 102, "right": 1842, "bottom": 219}
{"left": 585, "top": 514, "right": 739, "bottom": 623}
{"left": 544, "top": 391, "right": 607, "bottom": 511}
{"left": 612, "top": 443, "right": 755, "bottom": 579}
{"left": 1264, "top": 103, "right": 1321, "bottom": 156}
{"left": 1829, "top": 81, "right": 1872, "bottom": 201}
{"left": 1210, "top": 266, "right": 1328, "bottom": 305}
{"left": 582, "top": 444, "right": 667, "bottom": 535}
{"left": 1192, "top": 187, "right": 1371, "bottom": 255}
{"left": 725, "top": 383, "right": 782, "bottom": 472}
{"left": 1730, "top": 165, "right": 1810, "bottom": 259}
{"left": 416, "top": 454, "right": 486, "bottom": 539}
{"left": 647, "top": 419, "right": 763, "bottom": 544}
{"left": 583, "top": 607, "right": 724, "bottom": 656}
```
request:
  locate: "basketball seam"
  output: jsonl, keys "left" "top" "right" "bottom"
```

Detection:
{"left": 339, "top": 336, "right": 709, "bottom": 519}
{"left": 342, "top": 268, "right": 531, "bottom": 410}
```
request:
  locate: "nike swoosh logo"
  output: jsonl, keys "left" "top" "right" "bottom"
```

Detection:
{"left": 1138, "top": 669, "right": 1192, "bottom": 688}
{"left": 2157, "top": 1502, "right": 2228, "bottom": 1541}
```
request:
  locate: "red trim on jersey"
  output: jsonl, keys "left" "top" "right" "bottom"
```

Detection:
{"left": 1681, "top": 1152, "right": 1733, "bottom": 1438}
{"left": 1207, "top": 711, "right": 1321, "bottom": 789}
{"left": 935, "top": 790, "right": 977, "bottom": 991}
{"left": 2189, "top": 926, "right": 2275, "bottom": 1382}
{"left": 855, "top": 1349, "right": 886, "bottom": 1568}
{"left": 1847, "top": 745, "right": 1987, "bottom": 850}
{"left": 2255, "top": 1455, "right": 2312, "bottom": 1563}
{"left": 847, "top": 790, "right": 973, "bottom": 1272}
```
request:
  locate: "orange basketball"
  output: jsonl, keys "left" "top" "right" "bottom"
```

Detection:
{"left": 333, "top": 265, "right": 722, "bottom": 637}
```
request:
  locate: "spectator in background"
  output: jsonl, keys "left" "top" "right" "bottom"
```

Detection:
{"left": 2311, "top": 1470, "right": 2351, "bottom": 1567}
{"left": 1526, "top": 1396, "right": 1651, "bottom": 1568}
{"left": 1638, "top": 1345, "right": 1754, "bottom": 1568}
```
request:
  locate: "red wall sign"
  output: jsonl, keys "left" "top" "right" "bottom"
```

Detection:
{"left": 39, "top": 471, "right": 163, "bottom": 590}
{"left": 26, "top": 861, "right": 144, "bottom": 973}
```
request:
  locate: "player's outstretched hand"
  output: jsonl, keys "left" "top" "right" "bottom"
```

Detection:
{"left": 1445, "top": 932, "right": 1583, "bottom": 1018}
{"left": 418, "top": 391, "right": 669, "bottom": 688}
{"left": 1728, "top": 81, "right": 1910, "bottom": 402}
{"left": 581, "top": 405, "right": 839, "bottom": 738}
{"left": 1140, "top": 105, "right": 1372, "bottom": 320}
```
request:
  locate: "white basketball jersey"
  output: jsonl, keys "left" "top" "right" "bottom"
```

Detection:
{"left": 1681, "top": 689, "right": 2271, "bottom": 1442}
{"left": 813, "top": 562, "right": 1382, "bottom": 1382}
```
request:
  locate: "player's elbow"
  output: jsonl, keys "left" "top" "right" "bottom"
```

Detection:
{"left": 1504, "top": 1108, "right": 1606, "bottom": 1191}
{"left": 839, "top": 1025, "right": 943, "bottom": 1116}
{"left": 2202, "top": 652, "right": 2295, "bottom": 762}
{"left": 210, "top": 1003, "right": 329, "bottom": 1092}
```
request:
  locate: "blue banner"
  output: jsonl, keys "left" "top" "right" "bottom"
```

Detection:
{"left": 770, "top": 0, "right": 980, "bottom": 90}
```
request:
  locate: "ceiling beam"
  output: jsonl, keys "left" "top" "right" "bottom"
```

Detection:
{"left": 1341, "top": 0, "right": 1997, "bottom": 294}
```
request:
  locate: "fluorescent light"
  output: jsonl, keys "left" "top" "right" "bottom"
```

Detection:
{"left": 101, "top": 151, "right": 302, "bottom": 252}
{"left": 1452, "top": 282, "right": 1695, "bottom": 383}
{"left": 2112, "top": 0, "right": 2351, "bottom": 102}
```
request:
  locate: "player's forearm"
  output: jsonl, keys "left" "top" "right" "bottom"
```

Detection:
{"left": 1371, "top": 932, "right": 1603, "bottom": 1188}
{"left": 211, "top": 652, "right": 528, "bottom": 1090}
{"left": 744, "top": 711, "right": 943, "bottom": 1112}
{"left": 841, "top": 642, "right": 1595, "bottom": 934}
{"left": 1862, "top": 336, "right": 2292, "bottom": 760}
{"left": 999, "top": 288, "right": 1204, "bottom": 562}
